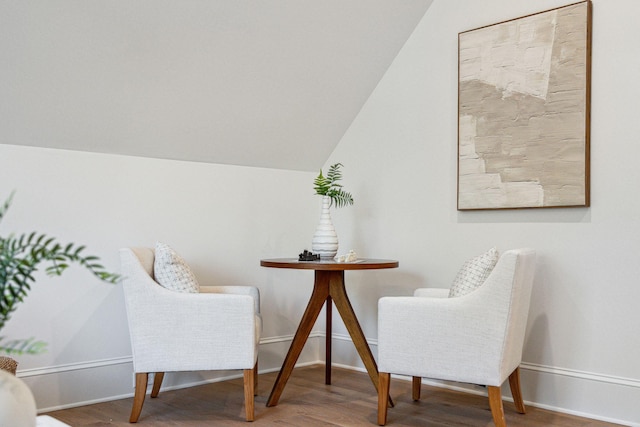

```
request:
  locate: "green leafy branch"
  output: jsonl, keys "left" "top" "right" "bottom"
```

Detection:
{"left": 0, "top": 192, "right": 120, "bottom": 331}
{"left": 313, "top": 163, "right": 354, "bottom": 208}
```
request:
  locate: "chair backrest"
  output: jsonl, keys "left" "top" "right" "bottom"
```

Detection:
{"left": 119, "top": 247, "right": 161, "bottom": 308}
{"left": 124, "top": 247, "right": 155, "bottom": 278}
{"left": 119, "top": 248, "right": 158, "bottom": 366}
{"left": 482, "top": 248, "right": 536, "bottom": 380}
{"left": 439, "top": 248, "right": 536, "bottom": 384}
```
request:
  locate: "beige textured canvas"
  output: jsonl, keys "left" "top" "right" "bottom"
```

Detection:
{"left": 457, "top": 1, "right": 591, "bottom": 210}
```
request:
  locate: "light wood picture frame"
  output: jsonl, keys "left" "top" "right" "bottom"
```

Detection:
{"left": 457, "top": 1, "right": 592, "bottom": 210}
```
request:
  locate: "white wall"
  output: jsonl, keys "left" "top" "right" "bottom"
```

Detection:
{"left": 0, "top": 144, "right": 328, "bottom": 410}
{"left": 2, "top": 0, "right": 640, "bottom": 425}
{"left": 325, "top": 0, "right": 640, "bottom": 425}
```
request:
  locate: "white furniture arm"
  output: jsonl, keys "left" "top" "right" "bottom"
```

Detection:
{"left": 413, "top": 287, "right": 449, "bottom": 298}
{"left": 123, "top": 263, "right": 258, "bottom": 373}
{"left": 201, "top": 285, "right": 261, "bottom": 314}
{"left": 378, "top": 287, "right": 507, "bottom": 386}
{"left": 37, "top": 416, "right": 71, "bottom": 426}
{"left": 377, "top": 249, "right": 536, "bottom": 426}
{"left": 119, "top": 247, "right": 262, "bottom": 422}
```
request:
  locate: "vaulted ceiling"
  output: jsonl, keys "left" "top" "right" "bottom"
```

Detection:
{"left": 1, "top": 1, "right": 433, "bottom": 171}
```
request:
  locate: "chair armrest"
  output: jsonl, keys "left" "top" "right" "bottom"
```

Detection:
{"left": 37, "top": 416, "right": 71, "bottom": 427}
{"left": 413, "top": 287, "right": 449, "bottom": 298}
{"left": 200, "top": 285, "right": 261, "bottom": 314}
{"left": 378, "top": 293, "right": 506, "bottom": 385}
{"left": 120, "top": 248, "right": 263, "bottom": 373}
{"left": 125, "top": 280, "right": 259, "bottom": 372}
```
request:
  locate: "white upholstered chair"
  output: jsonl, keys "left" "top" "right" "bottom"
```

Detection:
{"left": 120, "top": 247, "right": 262, "bottom": 423}
{"left": 377, "top": 248, "right": 536, "bottom": 427}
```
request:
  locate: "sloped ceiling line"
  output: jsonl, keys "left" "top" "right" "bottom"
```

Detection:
{"left": 0, "top": 1, "right": 434, "bottom": 171}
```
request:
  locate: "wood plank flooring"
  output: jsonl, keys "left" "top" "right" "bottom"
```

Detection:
{"left": 44, "top": 365, "right": 623, "bottom": 426}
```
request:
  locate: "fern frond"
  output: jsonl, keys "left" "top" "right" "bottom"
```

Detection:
{"left": 0, "top": 192, "right": 121, "bottom": 331}
{"left": 312, "top": 163, "right": 354, "bottom": 208}
{"left": 0, "top": 191, "right": 15, "bottom": 224}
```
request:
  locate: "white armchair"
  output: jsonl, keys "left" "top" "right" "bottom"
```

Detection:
{"left": 120, "top": 247, "right": 262, "bottom": 423}
{"left": 377, "top": 248, "right": 536, "bottom": 427}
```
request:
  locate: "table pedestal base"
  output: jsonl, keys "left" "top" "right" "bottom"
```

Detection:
{"left": 267, "top": 270, "right": 392, "bottom": 407}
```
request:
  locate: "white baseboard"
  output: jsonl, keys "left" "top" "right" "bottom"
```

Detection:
{"left": 16, "top": 332, "right": 640, "bottom": 426}
{"left": 20, "top": 333, "right": 321, "bottom": 414}
{"left": 329, "top": 332, "right": 638, "bottom": 427}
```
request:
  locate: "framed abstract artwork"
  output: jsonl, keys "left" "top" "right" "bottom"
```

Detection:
{"left": 457, "top": 1, "right": 592, "bottom": 210}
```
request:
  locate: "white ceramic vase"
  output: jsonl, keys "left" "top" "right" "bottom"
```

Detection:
{"left": 311, "top": 196, "right": 338, "bottom": 259}
{"left": 0, "top": 369, "right": 37, "bottom": 427}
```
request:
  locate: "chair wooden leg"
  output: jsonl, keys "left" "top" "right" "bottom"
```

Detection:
{"left": 378, "top": 372, "right": 391, "bottom": 426}
{"left": 253, "top": 361, "right": 258, "bottom": 395}
{"left": 508, "top": 367, "right": 526, "bottom": 414}
{"left": 412, "top": 376, "right": 421, "bottom": 401}
{"left": 130, "top": 373, "right": 148, "bottom": 423}
{"left": 488, "top": 386, "right": 506, "bottom": 427}
{"left": 150, "top": 372, "right": 164, "bottom": 398}
{"left": 244, "top": 368, "right": 255, "bottom": 422}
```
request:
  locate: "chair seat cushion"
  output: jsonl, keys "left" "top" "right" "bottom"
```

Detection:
{"left": 449, "top": 247, "right": 498, "bottom": 297}
{"left": 153, "top": 242, "right": 200, "bottom": 293}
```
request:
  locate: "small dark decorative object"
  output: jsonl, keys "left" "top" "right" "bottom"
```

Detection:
{"left": 298, "top": 250, "right": 321, "bottom": 261}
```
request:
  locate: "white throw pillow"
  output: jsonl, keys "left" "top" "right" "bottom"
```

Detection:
{"left": 153, "top": 242, "right": 200, "bottom": 293}
{"left": 448, "top": 247, "right": 499, "bottom": 298}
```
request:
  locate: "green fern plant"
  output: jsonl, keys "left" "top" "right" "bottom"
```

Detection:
{"left": 0, "top": 192, "right": 120, "bottom": 331}
{"left": 313, "top": 163, "right": 354, "bottom": 208}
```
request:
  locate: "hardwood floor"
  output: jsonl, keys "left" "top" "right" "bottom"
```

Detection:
{"left": 44, "top": 365, "right": 623, "bottom": 426}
